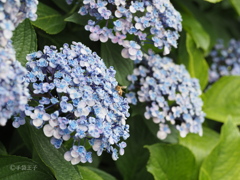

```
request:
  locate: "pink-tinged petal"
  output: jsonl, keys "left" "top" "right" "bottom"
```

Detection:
{"left": 89, "top": 33, "right": 99, "bottom": 41}
{"left": 121, "top": 48, "right": 129, "bottom": 59}
{"left": 100, "top": 34, "right": 108, "bottom": 42}
{"left": 128, "top": 47, "right": 137, "bottom": 55}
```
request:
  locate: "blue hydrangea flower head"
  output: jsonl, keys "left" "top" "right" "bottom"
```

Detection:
{"left": 209, "top": 39, "right": 240, "bottom": 83}
{"left": 77, "top": 0, "right": 182, "bottom": 60}
{"left": 126, "top": 50, "right": 205, "bottom": 139}
{"left": 21, "top": 41, "right": 130, "bottom": 164}
{"left": 0, "top": 0, "right": 38, "bottom": 47}
{"left": 0, "top": 43, "right": 29, "bottom": 127}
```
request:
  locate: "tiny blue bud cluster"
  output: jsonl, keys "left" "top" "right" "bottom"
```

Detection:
{"left": 0, "top": 0, "right": 38, "bottom": 47}
{"left": 0, "top": 43, "right": 29, "bottom": 127}
{"left": 209, "top": 39, "right": 240, "bottom": 83}
{"left": 126, "top": 51, "right": 205, "bottom": 139}
{"left": 78, "top": 0, "right": 182, "bottom": 60}
{"left": 21, "top": 42, "right": 130, "bottom": 164}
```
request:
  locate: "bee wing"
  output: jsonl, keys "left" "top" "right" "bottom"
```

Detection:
{"left": 121, "top": 86, "right": 127, "bottom": 89}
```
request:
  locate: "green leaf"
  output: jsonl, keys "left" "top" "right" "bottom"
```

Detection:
{"left": 146, "top": 144, "right": 197, "bottom": 180}
{"left": 116, "top": 115, "right": 159, "bottom": 180}
{"left": 77, "top": 166, "right": 116, "bottom": 180}
{"left": 179, "top": 127, "right": 219, "bottom": 179}
{"left": 203, "top": 0, "right": 222, "bottom": 3}
{"left": 202, "top": 76, "right": 240, "bottom": 124}
{"left": 144, "top": 117, "right": 179, "bottom": 144}
{"left": 31, "top": 2, "right": 66, "bottom": 34}
{"left": 51, "top": 0, "right": 74, "bottom": 12}
{"left": 181, "top": 11, "right": 210, "bottom": 52}
{"left": 230, "top": 0, "right": 240, "bottom": 16}
{"left": 78, "top": 166, "right": 103, "bottom": 180}
{"left": 178, "top": 33, "right": 209, "bottom": 90}
{"left": 0, "top": 155, "right": 55, "bottom": 180}
{"left": 101, "top": 42, "right": 134, "bottom": 86}
{"left": 199, "top": 118, "right": 240, "bottom": 180}
{"left": 0, "top": 141, "right": 7, "bottom": 155}
{"left": 86, "top": 166, "right": 117, "bottom": 180}
{"left": 65, "top": 13, "right": 92, "bottom": 26}
{"left": 12, "top": 19, "right": 37, "bottom": 66}
{"left": 27, "top": 123, "right": 82, "bottom": 180}
{"left": 16, "top": 124, "right": 34, "bottom": 153}
{"left": 179, "top": 127, "right": 219, "bottom": 166}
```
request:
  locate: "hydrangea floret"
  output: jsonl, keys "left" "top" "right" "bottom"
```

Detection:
{"left": 0, "top": 0, "right": 38, "bottom": 47}
{"left": 19, "top": 42, "right": 130, "bottom": 164}
{"left": 0, "top": 43, "right": 29, "bottom": 127}
{"left": 126, "top": 50, "right": 205, "bottom": 139}
{"left": 209, "top": 39, "right": 240, "bottom": 83}
{"left": 77, "top": 0, "right": 182, "bottom": 60}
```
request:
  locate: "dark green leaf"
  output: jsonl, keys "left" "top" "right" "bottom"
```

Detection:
{"left": 27, "top": 123, "right": 82, "bottom": 180}
{"left": 146, "top": 144, "right": 197, "bottom": 180}
{"left": 0, "top": 155, "right": 55, "bottom": 180}
{"left": 0, "top": 141, "right": 7, "bottom": 155}
{"left": 51, "top": 0, "right": 74, "bottom": 12}
{"left": 181, "top": 11, "right": 210, "bottom": 52}
{"left": 202, "top": 76, "right": 240, "bottom": 124}
{"left": 65, "top": 13, "right": 92, "bottom": 26}
{"left": 16, "top": 124, "right": 34, "bottom": 153}
{"left": 86, "top": 166, "right": 117, "bottom": 180}
{"left": 144, "top": 118, "right": 179, "bottom": 144}
{"left": 36, "top": 27, "right": 99, "bottom": 55}
{"left": 178, "top": 33, "right": 209, "bottom": 89}
{"left": 101, "top": 42, "right": 134, "bottom": 86}
{"left": 31, "top": 3, "right": 66, "bottom": 34}
{"left": 199, "top": 118, "right": 240, "bottom": 180}
{"left": 8, "top": 130, "right": 30, "bottom": 156}
{"left": 116, "top": 115, "right": 158, "bottom": 180}
{"left": 12, "top": 19, "right": 37, "bottom": 66}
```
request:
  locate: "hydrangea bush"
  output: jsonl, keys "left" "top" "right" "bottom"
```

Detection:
{"left": 21, "top": 42, "right": 130, "bottom": 164}
{"left": 127, "top": 51, "right": 205, "bottom": 139}
{"left": 0, "top": 43, "right": 29, "bottom": 126}
{"left": 0, "top": 0, "right": 38, "bottom": 47}
{"left": 1, "top": 0, "right": 240, "bottom": 179}
{"left": 79, "top": 0, "right": 182, "bottom": 60}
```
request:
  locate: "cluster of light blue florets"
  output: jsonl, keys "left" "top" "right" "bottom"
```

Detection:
{"left": 0, "top": 43, "right": 29, "bottom": 127}
{"left": 209, "top": 39, "right": 240, "bottom": 83}
{"left": 20, "top": 42, "right": 130, "bottom": 164}
{"left": 126, "top": 51, "right": 205, "bottom": 139}
{"left": 0, "top": 0, "right": 38, "bottom": 47}
{"left": 77, "top": 0, "right": 182, "bottom": 60}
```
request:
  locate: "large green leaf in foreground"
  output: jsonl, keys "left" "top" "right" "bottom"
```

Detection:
{"left": 199, "top": 119, "right": 240, "bottom": 180}
{"left": 146, "top": 144, "right": 197, "bottom": 180}
{"left": 180, "top": 127, "right": 219, "bottom": 166}
{"left": 28, "top": 124, "right": 82, "bottom": 180}
{"left": 203, "top": 76, "right": 240, "bottom": 124}
{"left": 0, "top": 155, "right": 55, "bottom": 180}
